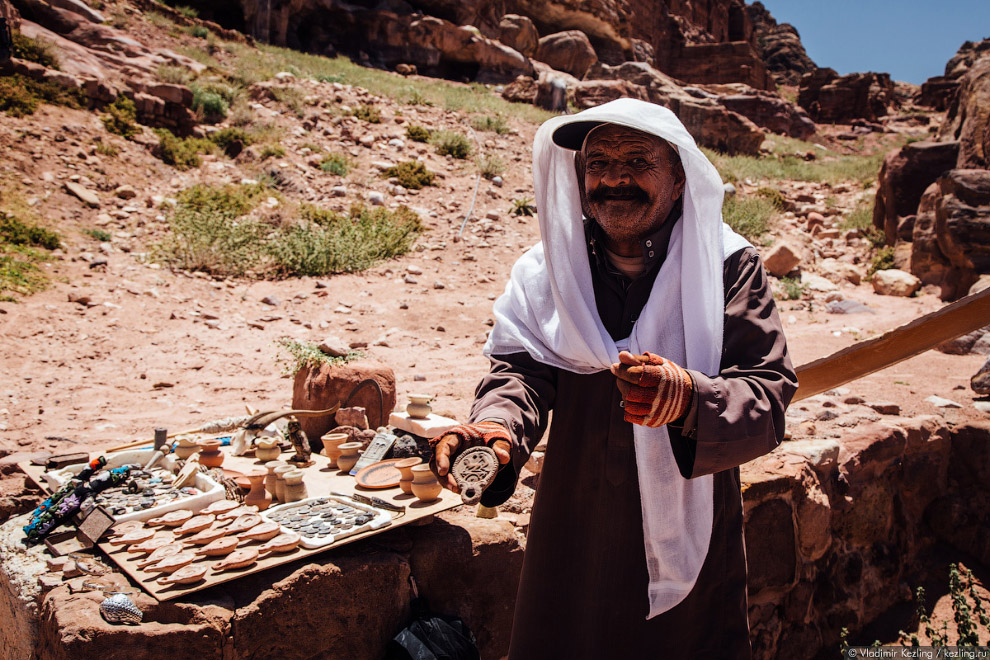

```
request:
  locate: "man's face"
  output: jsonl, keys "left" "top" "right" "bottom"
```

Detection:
{"left": 582, "top": 125, "right": 685, "bottom": 245}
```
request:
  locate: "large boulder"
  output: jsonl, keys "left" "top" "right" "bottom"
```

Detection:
{"left": 938, "top": 55, "right": 990, "bottom": 169}
{"left": 535, "top": 30, "right": 598, "bottom": 79}
{"left": 291, "top": 361, "right": 397, "bottom": 444}
{"left": 911, "top": 170, "right": 990, "bottom": 300}
{"left": 871, "top": 269, "right": 921, "bottom": 297}
{"left": 571, "top": 78, "right": 649, "bottom": 108}
{"left": 668, "top": 41, "right": 773, "bottom": 91}
{"left": 873, "top": 140, "right": 960, "bottom": 244}
{"left": 497, "top": 14, "right": 538, "bottom": 57}
{"left": 745, "top": 1, "right": 817, "bottom": 85}
{"left": 798, "top": 68, "right": 896, "bottom": 123}
{"left": 709, "top": 83, "right": 816, "bottom": 139}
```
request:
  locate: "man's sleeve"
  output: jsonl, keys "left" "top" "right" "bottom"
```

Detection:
{"left": 468, "top": 352, "right": 557, "bottom": 506}
{"left": 668, "top": 247, "right": 797, "bottom": 479}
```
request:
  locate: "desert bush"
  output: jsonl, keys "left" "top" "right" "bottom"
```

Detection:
{"left": 190, "top": 81, "right": 236, "bottom": 122}
{"left": 471, "top": 114, "right": 508, "bottom": 135}
{"left": 275, "top": 338, "right": 361, "bottom": 375}
{"left": 431, "top": 130, "right": 472, "bottom": 159}
{"left": 476, "top": 153, "right": 506, "bottom": 179}
{"left": 0, "top": 213, "right": 61, "bottom": 250}
{"left": 175, "top": 5, "right": 199, "bottom": 18}
{"left": 185, "top": 25, "right": 209, "bottom": 39}
{"left": 156, "top": 65, "right": 194, "bottom": 85}
{"left": 268, "top": 205, "right": 422, "bottom": 276}
{"left": 208, "top": 126, "right": 255, "bottom": 156}
{"left": 778, "top": 276, "right": 805, "bottom": 300}
{"left": 153, "top": 128, "right": 217, "bottom": 170}
{"left": 319, "top": 152, "right": 351, "bottom": 176}
{"left": 84, "top": 228, "right": 113, "bottom": 242}
{"left": 95, "top": 141, "right": 119, "bottom": 157}
{"left": 511, "top": 197, "right": 536, "bottom": 217}
{"left": 145, "top": 12, "right": 174, "bottom": 28}
{"left": 868, "top": 245, "right": 896, "bottom": 276}
{"left": 269, "top": 86, "right": 305, "bottom": 117}
{"left": 382, "top": 161, "right": 434, "bottom": 190}
{"left": 722, "top": 195, "right": 776, "bottom": 240}
{"left": 227, "top": 99, "right": 254, "bottom": 126}
{"left": 0, "top": 74, "right": 84, "bottom": 117}
{"left": 101, "top": 95, "right": 139, "bottom": 139}
{"left": 11, "top": 31, "right": 59, "bottom": 69}
{"left": 260, "top": 144, "right": 286, "bottom": 160}
{"left": 406, "top": 125, "right": 431, "bottom": 143}
{"left": 754, "top": 186, "right": 786, "bottom": 210}
{"left": 350, "top": 104, "right": 381, "bottom": 123}
{"left": 0, "top": 212, "right": 60, "bottom": 300}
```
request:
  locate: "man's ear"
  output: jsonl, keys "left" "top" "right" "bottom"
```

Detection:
{"left": 573, "top": 151, "right": 593, "bottom": 218}
{"left": 672, "top": 160, "right": 686, "bottom": 200}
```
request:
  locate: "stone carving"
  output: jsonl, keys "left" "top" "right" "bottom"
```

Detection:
{"left": 451, "top": 446, "right": 499, "bottom": 505}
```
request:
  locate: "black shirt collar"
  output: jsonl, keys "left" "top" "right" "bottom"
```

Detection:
{"left": 585, "top": 201, "right": 682, "bottom": 279}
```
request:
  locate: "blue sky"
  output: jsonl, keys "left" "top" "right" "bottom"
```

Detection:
{"left": 756, "top": 1, "right": 990, "bottom": 84}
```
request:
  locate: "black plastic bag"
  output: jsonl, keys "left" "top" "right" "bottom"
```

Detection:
{"left": 384, "top": 578, "right": 480, "bottom": 660}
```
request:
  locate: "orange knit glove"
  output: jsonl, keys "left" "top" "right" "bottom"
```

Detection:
{"left": 431, "top": 422, "right": 511, "bottom": 490}
{"left": 610, "top": 351, "right": 693, "bottom": 428}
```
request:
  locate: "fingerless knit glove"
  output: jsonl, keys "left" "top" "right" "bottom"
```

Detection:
{"left": 618, "top": 352, "right": 694, "bottom": 428}
{"left": 429, "top": 421, "right": 511, "bottom": 451}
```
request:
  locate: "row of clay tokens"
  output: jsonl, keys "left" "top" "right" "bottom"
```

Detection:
{"left": 263, "top": 462, "right": 309, "bottom": 504}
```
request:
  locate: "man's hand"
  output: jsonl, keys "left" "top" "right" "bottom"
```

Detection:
{"left": 610, "top": 351, "right": 693, "bottom": 427}
{"left": 431, "top": 422, "right": 512, "bottom": 492}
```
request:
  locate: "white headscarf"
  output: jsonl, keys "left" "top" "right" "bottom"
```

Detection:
{"left": 484, "top": 98, "right": 750, "bottom": 618}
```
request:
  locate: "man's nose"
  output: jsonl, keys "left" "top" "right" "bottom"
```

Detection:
{"left": 600, "top": 162, "right": 631, "bottom": 186}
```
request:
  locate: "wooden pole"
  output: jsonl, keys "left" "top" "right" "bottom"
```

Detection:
{"left": 793, "top": 286, "right": 990, "bottom": 402}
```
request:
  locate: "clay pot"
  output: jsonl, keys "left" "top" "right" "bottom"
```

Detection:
{"left": 336, "top": 442, "right": 363, "bottom": 473}
{"left": 243, "top": 469, "right": 272, "bottom": 511}
{"left": 406, "top": 394, "right": 433, "bottom": 419}
{"left": 395, "top": 457, "right": 423, "bottom": 495}
{"left": 273, "top": 464, "right": 294, "bottom": 502}
{"left": 197, "top": 439, "right": 224, "bottom": 468}
{"left": 173, "top": 436, "right": 201, "bottom": 460}
{"left": 264, "top": 461, "right": 285, "bottom": 499}
{"left": 410, "top": 464, "right": 442, "bottom": 502}
{"left": 321, "top": 432, "right": 349, "bottom": 467}
{"left": 254, "top": 437, "right": 281, "bottom": 462}
{"left": 283, "top": 469, "right": 308, "bottom": 503}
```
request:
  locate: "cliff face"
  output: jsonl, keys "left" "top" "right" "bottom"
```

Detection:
{"left": 745, "top": 1, "right": 816, "bottom": 85}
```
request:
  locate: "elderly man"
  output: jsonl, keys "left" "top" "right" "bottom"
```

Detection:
{"left": 432, "top": 99, "right": 796, "bottom": 657}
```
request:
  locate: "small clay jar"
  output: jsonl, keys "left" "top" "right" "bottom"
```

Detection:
{"left": 395, "top": 457, "right": 423, "bottom": 495}
{"left": 243, "top": 468, "right": 272, "bottom": 511}
{"left": 336, "top": 442, "right": 363, "bottom": 473}
{"left": 321, "top": 432, "right": 349, "bottom": 467}
{"left": 406, "top": 394, "right": 433, "bottom": 419}
{"left": 282, "top": 470, "right": 308, "bottom": 503}
{"left": 410, "top": 464, "right": 442, "bottom": 502}
{"left": 264, "top": 461, "right": 285, "bottom": 499}
{"left": 197, "top": 439, "right": 224, "bottom": 468}
{"left": 173, "top": 436, "right": 200, "bottom": 460}
{"left": 273, "top": 464, "right": 295, "bottom": 502}
{"left": 254, "top": 437, "right": 281, "bottom": 462}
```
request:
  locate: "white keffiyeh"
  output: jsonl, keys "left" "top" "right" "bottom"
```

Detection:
{"left": 484, "top": 98, "right": 751, "bottom": 618}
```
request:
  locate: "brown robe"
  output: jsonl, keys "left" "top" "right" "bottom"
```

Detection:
{"left": 469, "top": 221, "right": 797, "bottom": 658}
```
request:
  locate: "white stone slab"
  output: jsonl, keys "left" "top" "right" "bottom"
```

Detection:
{"left": 389, "top": 412, "right": 459, "bottom": 438}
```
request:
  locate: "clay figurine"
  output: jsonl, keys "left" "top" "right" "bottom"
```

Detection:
{"left": 285, "top": 417, "right": 314, "bottom": 467}
{"left": 144, "top": 551, "right": 197, "bottom": 574}
{"left": 109, "top": 528, "right": 156, "bottom": 546}
{"left": 147, "top": 509, "right": 194, "bottom": 527}
{"left": 450, "top": 446, "right": 500, "bottom": 505}
{"left": 238, "top": 521, "right": 280, "bottom": 542}
{"left": 224, "top": 513, "right": 262, "bottom": 535}
{"left": 257, "top": 532, "right": 301, "bottom": 554}
{"left": 184, "top": 524, "right": 229, "bottom": 545}
{"left": 194, "top": 536, "right": 240, "bottom": 556}
{"left": 107, "top": 521, "right": 145, "bottom": 538}
{"left": 217, "top": 505, "right": 258, "bottom": 521}
{"left": 212, "top": 547, "right": 259, "bottom": 572}
{"left": 157, "top": 564, "right": 207, "bottom": 586}
{"left": 173, "top": 514, "right": 216, "bottom": 536}
{"left": 127, "top": 536, "right": 175, "bottom": 554}
{"left": 137, "top": 543, "right": 184, "bottom": 569}
{"left": 202, "top": 500, "right": 240, "bottom": 515}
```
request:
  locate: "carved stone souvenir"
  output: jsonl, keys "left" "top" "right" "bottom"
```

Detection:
{"left": 194, "top": 536, "right": 240, "bottom": 556}
{"left": 147, "top": 509, "right": 193, "bottom": 527}
{"left": 127, "top": 536, "right": 174, "bottom": 554}
{"left": 173, "top": 514, "right": 216, "bottom": 535}
{"left": 156, "top": 564, "right": 207, "bottom": 586}
{"left": 100, "top": 593, "right": 142, "bottom": 625}
{"left": 282, "top": 470, "right": 307, "bottom": 503}
{"left": 257, "top": 532, "right": 301, "bottom": 554}
{"left": 108, "top": 528, "right": 156, "bottom": 546}
{"left": 136, "top": 543, "right": 183, "bottom": 568}
{"left": 238, "top": 520, "right": 280, "bottom": 542}
{"left": 351, "top": 431, "right": 397, "bottom": 474}
{"left": 451, "top": 446, "right": 499, "bottom": 505}
{"left": 144, "top": 551, "right": 197, "bottom": 574}
{"left": 285, "top": 417, "right": 314, "bottom": 467}
{"left": 202, "top": 500, "right": 239, "bottom": 515}
{"left": 212, "top": 548, "right": 259, "bottom": 572}
{"left": 184, "top": 524, "right": 229, "bottom": 545}
{"left": 224, "top": 513, "right": 262, "bottom": 535}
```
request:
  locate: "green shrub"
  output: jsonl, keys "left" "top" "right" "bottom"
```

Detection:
{"left": 153, "top": 128, "right": 217, "bottom": 170}
{"left": 0, "top": 74, "right": 84, "bottom": 117}
{"left": 101, "top": 95, "right": 139, "bottom": 139}
{"left": 0, "top": 212, "right": 60, "bottom": 299}
{"left": 476, "top": 153, "right": 506, "bottom": 179}
{"left": 470, "top": 114, "right": 509, "bottom": 135}
{"left": 11, "top": 31, "right": 59, "bottom": 69}
{"left": 319, "top": 152, "right": 351, "bottom": 176}
{"left": 430, "top": 130, "right": 472, "bottom": 159}
{"left": 190, "top": 85, "right": 229, "bottom": 122}
{"left": 868, "top": 245, "right": 896, "bottom": 276}
{"left": 406, "top": 125, "right": 431, "bottom": 143}
{"left": 511, "top": 197, "right": 536, "bottom": 217}
{"left": 779, "top": 276, "right": 805, "bottom": 300}
{"left": 260, "top": 144, "right": 286, "bottom": 160}
{"left": 208, "top": 126, "right": 255, "bottom": 156}
{"left": 722, "top": 195, "right": 776, "bottom": 240}
{"left": 269, "top": 86, "right": 304, "bottom": 117}
{"left": 0, "top": 213, "right": 61, "bottom": 250}
{"left": 382, "top": 160, "right": 435, "bottom": 190}
{"left": 154, "top": 183, "right": 269, "bottom": 276}
{"left": 754, "top": 186, "right": 786, "bottom": 210}
{"left": 267, "top": 205, "right": 422, "bottom": 276}
{"left": 275, "top": 338, "right": 361, "bottom": 375}
{"left": 95, "top": 141, "right": 119, "bottom": 157}
{"left": 185, "top": 25, "right": 209, "bottom": 39}
{"left": 175, "top": 5, "right": 199, "bottom": 18}
{"left": 84, "top": 228, "right": 113, "bottom": 242}
{"left": 350, "top": 104, "right": 381, "bottom": 123}
{"left": 156, "top": 65, "right": 194, "bottom": 85}
{"left": 841, "top": 198, "right": 875, "bottom": 231}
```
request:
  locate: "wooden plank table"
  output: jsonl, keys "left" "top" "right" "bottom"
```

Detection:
{"left": 21, "top": 446, "right": 462, "bottom": 601}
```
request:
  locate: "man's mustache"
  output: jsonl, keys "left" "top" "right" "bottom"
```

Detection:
{"left": 589, "top": 185, "right": 649, "bottom": 203}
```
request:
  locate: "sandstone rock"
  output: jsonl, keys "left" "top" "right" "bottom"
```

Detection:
{"left": 746, "top": 1, "right": 817, "bottom": 85}
{"left": 798, "top": 69, "right": 895, "bottom": 123}
{"left": 937, "top": 48, "right": 990, "bottom": 169}
{"left": 334, "top": 406, "right": 368, "bottom": 430}
{"left": 936, "top": 328, "right": 987, "bottom": 355}
{"left": 972, "top": 356, "right": 990, "bottom": 394}
{"left": 48, "top": 0, "right": 104, "bottom": 24}
{"left": 871, "top": 269, "right": 921, "bottom": 297}
{"left": 819, "top": 258, "right": 862, "bottom": 285}
{"left": 291, "top": 361, "right": 396, "bottom": 440}
{"left": 147, "top": 83, "right": 193, "bottom": 107}
{"left": 714, "top": 84, "right": 816, "bottom": 139}
{"left": 536, "top": 30, "right": 598, "bottom": 79}
{"left": 868, "top": 402, "right": 901, "bottom": 415}
{"left": 113, "top": 185, "right": 137, "bottom": 200}
{"left": 498, "top": 14, "right": 538, "bottom": 57}
{"left": 669, "top": 41, "right": 772, "bottom": 91}
{"left": 571, "top": 78, "right": 649, "bottom": 108}
{"left": 800, "top": 272, "right": 837, "bottom": 292}
{"left": 63, "top": 181, "right": 99, "bottom": 207}
{"left": 763, "top": 242, "right": 801, "bottom": 277}
{"left": 873, "top": 140, "right": 960, "bottom": 244}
